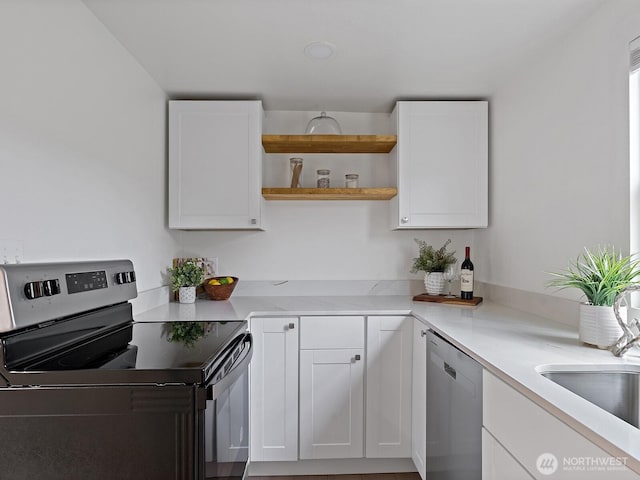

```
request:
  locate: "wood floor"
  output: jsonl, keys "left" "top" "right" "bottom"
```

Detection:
{"left": 250, "top": 473, "right": 421, "bottom": 480}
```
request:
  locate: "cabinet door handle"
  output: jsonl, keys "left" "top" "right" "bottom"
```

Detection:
{"left": 288, "top": 322, "right": 295, "bottom": 330}
{"left": 354, "top": 354, "right": 361, "bottom": 361}
{"left": 401, "top": 216, "right": 409, "bottom": 224}
{"left": 250, "top": 218, "right": 257, "bottom": 225}
{"left": 420, "top": 330, "right": 427, "bottom": 337}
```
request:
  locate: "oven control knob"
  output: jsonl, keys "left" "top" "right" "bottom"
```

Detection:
{"left": 43, "top": 279, "right": 61, "bottom": 296}
{"left": 24, "top": 281, "right": 44, "bottom": 300}
{"left": 115, "top": 271, "right": 136, "bottom": 285}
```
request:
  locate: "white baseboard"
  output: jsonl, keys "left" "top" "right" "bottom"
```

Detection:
{"left": 249, "top": 458, "right": 417, "bottom": 476}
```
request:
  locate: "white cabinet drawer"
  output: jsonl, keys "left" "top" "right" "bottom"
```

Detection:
{"left": 300, "top": 316, "right": 365, "bottom": 349}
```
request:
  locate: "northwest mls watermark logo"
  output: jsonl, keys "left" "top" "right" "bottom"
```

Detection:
{"left": 536, "top": 452, "right": 628, "bottom": 475}
{"left": 537, "top": 453, "right": 558, "bottom": 475}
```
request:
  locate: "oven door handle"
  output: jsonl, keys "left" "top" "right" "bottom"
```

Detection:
{"left": 207, "top": 333, "right": 253, "bottom": 400}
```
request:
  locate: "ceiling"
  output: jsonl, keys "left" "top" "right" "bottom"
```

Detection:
{"left": 82, "top": 0, "right": 608, "bottom": 112}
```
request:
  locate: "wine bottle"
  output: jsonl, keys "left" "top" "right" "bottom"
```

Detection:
{"left": 460, "top": 246, "right": 474, "bottom": 300}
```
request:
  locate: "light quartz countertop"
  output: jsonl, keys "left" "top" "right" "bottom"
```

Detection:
{"left": 135, "top": 295, "right": 640, "bottom": 473}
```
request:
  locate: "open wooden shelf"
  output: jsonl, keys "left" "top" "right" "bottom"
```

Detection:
{"left": 262, "top": 187, "right": 397, "bottom": 200}
{"left": 262, "top": 135, "right": 397, "bottom": 154}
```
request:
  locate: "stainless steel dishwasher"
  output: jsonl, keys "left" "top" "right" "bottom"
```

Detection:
{"left": 426, "top": 330, "right": 482, "bottom": 480}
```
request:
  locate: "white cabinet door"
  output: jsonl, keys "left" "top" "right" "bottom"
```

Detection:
{"left": 411, "top": 319, "right": 427, "bottom": 480}
{"left": 482, "top": 428, "right": 534, "bottom": 480}
{"left": 299, "top": 348, "right": 365, "bottom": 459}
{"left": 365, "top": 315, "right": 413, "bottom": 458}
{"left": 249, "top": 317, "right": 298, "bottom": 461}
{"left": 391, "top": 101, "right": 488, "bottom": 229}
{"left": 483, "top": 371, "right": 639, "bottom": 479}
{"left": 169, "top": 100, "right": 263, "bottom": 229}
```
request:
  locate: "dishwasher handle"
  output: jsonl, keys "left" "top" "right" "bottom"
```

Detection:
{"left": 430, "top": 350, "right": 455, "bottom": 380}
{"left": 429, "top": 345, "right": 478, "bottom": 397}
{"left": 443, "top": 362, "right": 457, "bottom": 380}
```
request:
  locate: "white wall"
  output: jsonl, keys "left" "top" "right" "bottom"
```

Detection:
{"left": 179, "top": 203, "right": 473, "bottom": 281}
{"left": 476, "top": 0, "right": 640, "bottom": 301}
{"left": 0, "top": 0, "right": 475, "bottom": 293}
{"left": 178, "top": 110, "right": 474, "bottom": 281}
{"left": 0, "top": 0, "right": 178, "bottom": 292}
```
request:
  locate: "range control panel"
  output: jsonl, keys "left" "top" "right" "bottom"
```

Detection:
{"left": 0, "top": 260, "right": 138, "bottom": 333}
{"left": 23, "top": 269, "right": 136, "bottom": 299}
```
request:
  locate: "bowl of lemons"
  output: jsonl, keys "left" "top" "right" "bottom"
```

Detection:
{"left": 204, "top": 276, "right": 238, "bottom": 301}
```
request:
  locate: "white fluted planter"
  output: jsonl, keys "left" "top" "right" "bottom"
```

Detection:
{"left": 579, "top": 303, "right": 625, "bottom": 349}
{"left": 424, "top": 272, "right": 446, "bottom": 296}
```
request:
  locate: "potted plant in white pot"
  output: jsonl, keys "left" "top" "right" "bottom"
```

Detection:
{"left": 410, "top": 238, "right": 457, "bottom": 295}
{"left": 169, "top": 261, "right": 206, "bottom": 304}
{"left": 547, "top": 246, "right": 640, "bottom": 349}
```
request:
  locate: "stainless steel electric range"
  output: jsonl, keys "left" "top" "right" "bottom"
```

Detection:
{"left": 0, "top": 259, "right": 252, "bottom": 480}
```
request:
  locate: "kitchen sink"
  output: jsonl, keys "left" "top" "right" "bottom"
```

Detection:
{"left": 538, "top": 365, "right": 640, "bottom": 428}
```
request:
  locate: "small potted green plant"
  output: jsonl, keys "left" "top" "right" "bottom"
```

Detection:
{"left": 410, "top": 238, "right": 457, "bottom": 295}
{"left": 169, "top": 261, "right": 206, "bottom": 304}
{"left": 547, "top": 246, "right": 640, "bottom": 348}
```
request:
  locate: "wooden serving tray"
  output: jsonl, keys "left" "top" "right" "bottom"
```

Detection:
{"left": 412, "top": 293, "right": 483, "bottom": 306}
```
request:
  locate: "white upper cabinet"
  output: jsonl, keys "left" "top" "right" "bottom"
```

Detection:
{"left": 168, "top": 100, "right": 264, "bottom": 229}
{"left": 390, "top": 101, "right": 488, "bottom": 229}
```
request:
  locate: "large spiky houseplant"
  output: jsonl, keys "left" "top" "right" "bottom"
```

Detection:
{"left": 547, "top": 246, "right": 640, "bottom": 348}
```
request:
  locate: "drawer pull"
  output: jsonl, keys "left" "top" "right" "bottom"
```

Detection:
{"left": 288, "top": 323, "right": 295, "bottom": 330}
{"left": 354, "top": 354, "right": 361, "bottom": 361}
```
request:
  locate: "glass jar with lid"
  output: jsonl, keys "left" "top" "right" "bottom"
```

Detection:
{"left": 345, "top": 174, "right": 359, "bottom": 188}
{"left": 316, "top": 169, "right": 330, "bottom": 188}
{"left": 289, "top": 158, "right": 303, "bottom": 188}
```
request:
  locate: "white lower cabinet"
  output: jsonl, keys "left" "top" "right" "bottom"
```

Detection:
{"left": 249, "top": 314, "right": 415, "bottom": 465}
{"left": 482, "top": 428, "right": 533, "bottom": 480}
{"left": 483, "top": 370, "right": 639, "bottom": 479}
{"left": 299, "top": 348, "right": 365, "bottom": 459}
{"left": 411, "top": 319, "right": 427, "bottom": 479}
{"left": 299, "top": 316, "right": 365, "bottom": 459}
{"left": 366, "top": 315, "right": 413, "bottom": 458}
{"left": 250, "top": 316, "right": 640, "bottom": 476}
{"left": 249, "top": 317, "right": 299, "bottom": 462}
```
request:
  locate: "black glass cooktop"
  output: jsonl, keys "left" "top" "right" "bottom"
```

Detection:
{"left": 131, "top": 320, "right": 247, "bottom": 371}
{"left": 0, "top": 303, "right": 247, "bottom": 386}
